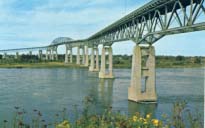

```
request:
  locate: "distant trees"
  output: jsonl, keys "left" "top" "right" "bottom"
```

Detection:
{"left": 193, "top": 57, "right": 201, "bottom": 64}
{"left": 176, "top": 55, "right": 185, "bottom": 61}
{"left": 0, "top": 54, "right": 204, "bottom": 67}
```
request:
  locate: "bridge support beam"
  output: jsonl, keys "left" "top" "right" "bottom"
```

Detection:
{"left": 89, "top": 47, "right": 94, "bottom": 71}
{"left": 3, "top": 53, "right": 7, "bottom": 59}
{"left": 99, "top": 46, "right": 114, "bottom": 79}
{"left": 48, "top": 50, "right": 52, "bottom": 60}
{"left": 89, "top": 47, "right": 99, "bottom": 72}
{"left": 15, "top": 52, "right": 19, "bottom": 59}
{"left": 82, "top": 47, "right": 85, "bottom": 65}
{"left": 29, "top": 51, "right": 32, "bottom": 56}
{"left": 70, "top": 48, "right": 73, "bottom": 63}
{"left": 51, "top": 49, "right": 54, "bottom": 60}
{"left": 46, "top": 50, "right": 49, "bottom": 60}
{"left": 51, "top": 47, "right": 58, "bottom": 61}
{"left": 128, "top": 45, "right": 157, "bottom": 102}
{"left": 84, "top": 46, "right": 89, "bottom": 66}
{"left": 65, "top": 45, "right": 73, "bottom": 63}
{"left": 54, "top": 47, "right": 58, "bottom": 60}
{"left": 65, "top": 45, "right": 69, "bottom": 63}
{"left": 77, "top": 47, "right": 80, "bottom": 65}
{"left": 38, "top": 50, "right": 42, "bottom": 60}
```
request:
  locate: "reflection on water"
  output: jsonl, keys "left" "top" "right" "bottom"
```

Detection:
{"left": 0, "top": 68, "right": 203, "bottom": 125}
{"left": 97, "top": 79, "right": 114, "bottom": 109}
{"left": 86, "top": 79, "right": 114, "bottom": 114}
{"left": 97, "top": 78, "right": 159, "bottom": 119}
{"left": 128, "top": 102, "right": 157, "bottom": 118}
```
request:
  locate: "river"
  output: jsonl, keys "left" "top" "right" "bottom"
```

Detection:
{"left": 0, "top": 68, "right": 204, "bottom": 126}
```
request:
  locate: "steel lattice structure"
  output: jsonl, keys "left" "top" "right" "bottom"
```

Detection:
{"left": 0, "top": 0, "right": 204, "bottom": 52}
{"left": 86, "top": 0, "right": 205, "bottom": 46}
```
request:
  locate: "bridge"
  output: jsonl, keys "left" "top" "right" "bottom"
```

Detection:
{"left": 0, "top": 0, "right": 204, "bottom": 102}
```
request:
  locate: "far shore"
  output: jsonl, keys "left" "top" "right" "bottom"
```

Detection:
{"left": 0, "top": 62, "right": 203, "bottom": 69}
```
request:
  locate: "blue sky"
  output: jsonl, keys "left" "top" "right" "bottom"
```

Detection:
{"left": 0, "top": 0, "right": 204, "bottom": 56}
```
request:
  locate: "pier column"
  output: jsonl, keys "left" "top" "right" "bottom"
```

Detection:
{"left": 65, "top": 45, "right": 69, "bottom": 63}
{"left": 89, "top": 47, "right": 94, "bottom": 71}
{"left": 46, "top": 50, "right": 48, "bottom": 60}
{"left": 51, "top": 49, "right": 54, "bottom": 60}
{"left": 38, "top": 50, "right": 42, "bottom": 60}
{"left": 99, "top": 46, "right": 114, "bottom": 78}
{"left": 89, "top": 47, "right": 99, "bottom": 72}
{"left": 29, "top": 51, "right": 32, "bottom": 56}
{"left": 82, "top": 47, "right": 85, "bottom": 65}
{"left": 77, "top": 47, "right": 80, "bottom": 65}
{"left": 85, "top": 46, "right": 89, "bottom": 66}
{"left": 48, "top": 49, "right": 51, "bottom": 60}
{"left": 3, "top": 53, "right": 7, "bottom": 59}
{"left": 70, "top": 48, "right": 73, "bottom": 63}
{"left": 54, "top": 47, "right": 58, "bottom": 60}
{"left": 128, "top": 45, "right": 157, "bottom": 102}
{"left": 95, "top": 48, "right": 99, "bottom": 71}
{"left": 65, "top": 45, "right": 73, "bottom": 63}
{"left": 15, "top": 52, "right": 19, "bottom": 59}
{"left": 99, "top": 47, "right": 106, "bottom": 76}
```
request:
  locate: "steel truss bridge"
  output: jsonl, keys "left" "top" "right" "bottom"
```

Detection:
{"left": 0, "top": 0, "right": 204, "bottom": 102}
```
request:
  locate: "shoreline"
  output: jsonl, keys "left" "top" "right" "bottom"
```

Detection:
{"left": 0, "top": 62, "right": 203, "bottom": 69}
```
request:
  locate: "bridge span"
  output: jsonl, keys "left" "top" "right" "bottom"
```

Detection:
{"left": 0, "top": 0, "right": 204, "bottom": 102}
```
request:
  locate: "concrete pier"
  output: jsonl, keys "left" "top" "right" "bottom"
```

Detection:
{"left": 84, "top": 46, "right": 89, "bottom": 66}
{"left": 51, "top": 47, "right": 58, "bottom": 60}
{"left": 89, "top": 47, "right": 94, "bottom": 71}
{"left": 77, "top": 47, "right": 80, "bottom": 65}
{"left": 65, "top": 45, "right": 69, "bottom": 63}
{"left": 15, "top": 52, "right": 19, "bottom": 59}
{"left": 99, "top": 46, "right": 114, "bottom": 78}
{"left": 3, "top": 53, "right": 7, "bottom": 59}
{"left": 89, "top": 47, "right": 99, "bottom": 72}
{"left": 46, "top": 50, "right": 49, "bottom": 60}
{"left": 65, "top": 45, "right": 73, "bottom": 63}
{"left": 54, "top": 47, "right": 58, "bottom": 60}
{"left": 82, "top": 47, "right": 85, "bottom": 64}
{"left": 29, "top": 51, "right": 32, "bottom": 56}
{"left": 70, "top": 48, "right": 73, "bottom": 63}
{"left": 128, "top": 45, "right": 157, "bottom": 102}
{"left": 38, "top": 50, "right": 42, "bottom": 60}
{"left": 51, "top": 49, "right": 54, "bottom": 60}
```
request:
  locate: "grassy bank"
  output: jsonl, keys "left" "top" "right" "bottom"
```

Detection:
{"left": 0, "top": 55, "right": 204, "bottom": 68}
{"left": 0, "top": 62, "right": 87, "bottom": 68}
{"left": 0, "top": 62, "right": 203, "bottom": 69}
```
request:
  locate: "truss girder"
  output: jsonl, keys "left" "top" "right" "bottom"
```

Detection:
{"left": 87, "top": 0, "right": 205, "bottom": 45}
{"left": 0, "top": 0, "right": 204, "bottom": 52}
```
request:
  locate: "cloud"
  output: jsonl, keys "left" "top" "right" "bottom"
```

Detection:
{"left": 0, "top": 0, "right": 204, "bottom": 56}
{"left": 0, "top": 0, "right": 143, "bottom": 47}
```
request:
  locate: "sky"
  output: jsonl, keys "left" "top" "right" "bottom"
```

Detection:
{"left": 0, "top": 0, "right": 204, "bottom": 56}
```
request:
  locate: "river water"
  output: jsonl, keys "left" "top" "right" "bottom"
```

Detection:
{"left": 0, "top": 68, "right": 204, "bottom": 126}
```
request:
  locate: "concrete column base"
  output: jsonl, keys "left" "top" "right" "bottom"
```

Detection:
{"left": 84, "top": 46, "right": 89, "bottom": 67}
{"left": 89, "top": 67, "right": 93, "bottom": 71}
{"left": 99, "top": 46, "right": 114, "bottom": 79}
{"left": 128, "top": 86, "right": 157, "bottom": 102}
{"left": 128, "top": 45, "right": 157, "bottom": 102}
{"left": 89, "top": 47, "right": 99, "bottom": 72}
{"left": 77, "top": 47, "right": 80, "bottom": 65}
{"left": 89, "top": 67, "right": 99, "bottom": 72}
{"left": 99, "top": 72, "right": 114, "bottom": 79}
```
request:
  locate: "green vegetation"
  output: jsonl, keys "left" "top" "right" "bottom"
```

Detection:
{"left": 113, "top": 55, "right": 205, "bottom": 68}
{"left": 0, "top": 54, "right": 204, "bottom": 68}
{"left": 1, "top": 97, "right": 203, "bottom": 128}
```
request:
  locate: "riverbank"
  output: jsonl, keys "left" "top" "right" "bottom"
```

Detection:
{"left": 0, "top": 55, "right": 204, "bottom": 68}
{"left": 0, "top": 62, "right": 87, "bottom": 68}
{"left": 0, "top": 62, "right": 203, "bottom": 68}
